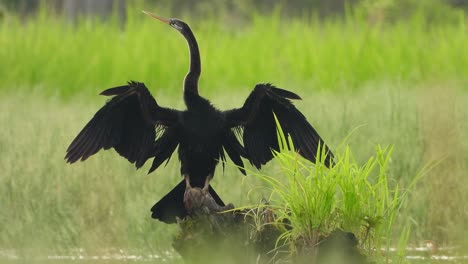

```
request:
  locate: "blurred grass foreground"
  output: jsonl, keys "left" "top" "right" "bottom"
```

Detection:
{"left": 0, "top": 0, "right": 467, "bottom": 262}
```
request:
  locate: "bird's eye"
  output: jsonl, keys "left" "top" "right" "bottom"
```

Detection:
{"left": 172, "top": 22, "right": 183, "bottom": 31}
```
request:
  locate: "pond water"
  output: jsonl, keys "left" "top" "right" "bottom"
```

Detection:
{"left": 1, "top": 247, "right": 466, "bottom": 263}
{"left": 0, "top": 249, "right": 180, "bottom": 263}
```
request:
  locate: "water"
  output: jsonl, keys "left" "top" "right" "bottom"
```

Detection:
{"left": 1, "top": 246, "right": 466, "bottom": 263}
{"left": 384, "top": 245, "right": 467, "bottom": 263}
{"left": 0, "top": 249, "right": 180, "bottom": 263}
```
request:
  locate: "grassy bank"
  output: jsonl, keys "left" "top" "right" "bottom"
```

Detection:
{"left": 0, "top": 85, "right": 466, "bottom": 258}
{"left": 0, "top": 10, "right": 467, "bottom": 97}
{"left": 1, "top": 6, "right": 467, "bottom": 261}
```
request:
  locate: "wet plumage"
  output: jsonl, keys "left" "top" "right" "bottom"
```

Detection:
{"left": 65, "top": 13, "right": 334, "bottom": 223}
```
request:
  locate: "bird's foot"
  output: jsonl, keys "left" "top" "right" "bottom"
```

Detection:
{"left": 184, "top": 174, "right": 192, "bottom": 189}
{"left": 183, "top": 186, "right": 229, "bottom": 216}
{"left": 184, "top": 186, "right": 203, "bottom": 210}
{"left": 201, "top": 174, "right": 213, "bottom": 193}
{"left": 183, "top": 174, "right": 192, "bottom": 203}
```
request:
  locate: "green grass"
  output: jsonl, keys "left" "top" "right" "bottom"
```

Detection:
{"left": 250, "top": 116, "right": 440, "bottom": 262}
{"left": 0, "top": 6, "right": 467, "bottom": 262}
{"left": 0, "top": 85, "right": 466, "bottom": 260}
{"left": 0, "top": 8, "right": 467, "bottom": 98}
{"left": 249, "top": 142, "right": 416, "bottom": 262}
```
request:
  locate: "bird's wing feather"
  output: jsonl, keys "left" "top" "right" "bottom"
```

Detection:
{"left": 222, "top": 130, "right": 247, "bottom": 175}
{"left": 148, "top": 127, "right": 179, "bottom": 174}
{"left": 225, "top": 83, "right": 333, "bottom": 169}
{"left": 65, "top": 81, "right": 180, "bottom": 170}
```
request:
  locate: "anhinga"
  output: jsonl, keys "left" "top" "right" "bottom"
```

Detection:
{"left": 65, "top": 12, "right": 334, "bottom": 224}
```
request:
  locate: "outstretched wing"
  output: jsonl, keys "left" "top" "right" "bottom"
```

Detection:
{"left": 221, "top": 129, "right": 247, "bottom": 175}
{"left": 225, "top": 83, "right": 334, "bottom": 169}
{"left": 65, "top": 81, "right": 180, "bottom": 170}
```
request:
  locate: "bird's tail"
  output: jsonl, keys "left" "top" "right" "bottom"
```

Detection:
{"left": 151, "top": 179, "right": 225, "bottom": 224}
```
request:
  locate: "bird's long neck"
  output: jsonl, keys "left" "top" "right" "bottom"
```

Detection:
{"left": 182, "top": 28, "right": 200, "bottom": 97}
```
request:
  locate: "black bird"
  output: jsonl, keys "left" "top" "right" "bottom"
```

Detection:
{"left": 65, "top": 12, "right": 334, "bottom": 224}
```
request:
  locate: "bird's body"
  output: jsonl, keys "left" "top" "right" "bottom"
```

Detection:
{"left": 65, "top": 12, "right": 334, "bottom": 224}
{"left": 151, "top": 97, "right": 232, "bottom": 221}
{"left": 178, "top": 97, "right": 225, "bottom": 185}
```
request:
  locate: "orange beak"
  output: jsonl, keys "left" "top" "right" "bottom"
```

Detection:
{"left": 142, "top": 11, "right": 170, "bottom": 24}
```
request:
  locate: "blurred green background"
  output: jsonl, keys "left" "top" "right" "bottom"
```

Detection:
{"left": 0, "top": 0, "right": 466, "bottom": 262}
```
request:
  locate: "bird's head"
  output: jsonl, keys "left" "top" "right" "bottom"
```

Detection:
{"left": 142, "top": 11, "right": 188, "bottom": 33}
{"left": 142, "top": 10, "right": 201, "bottom": 93}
